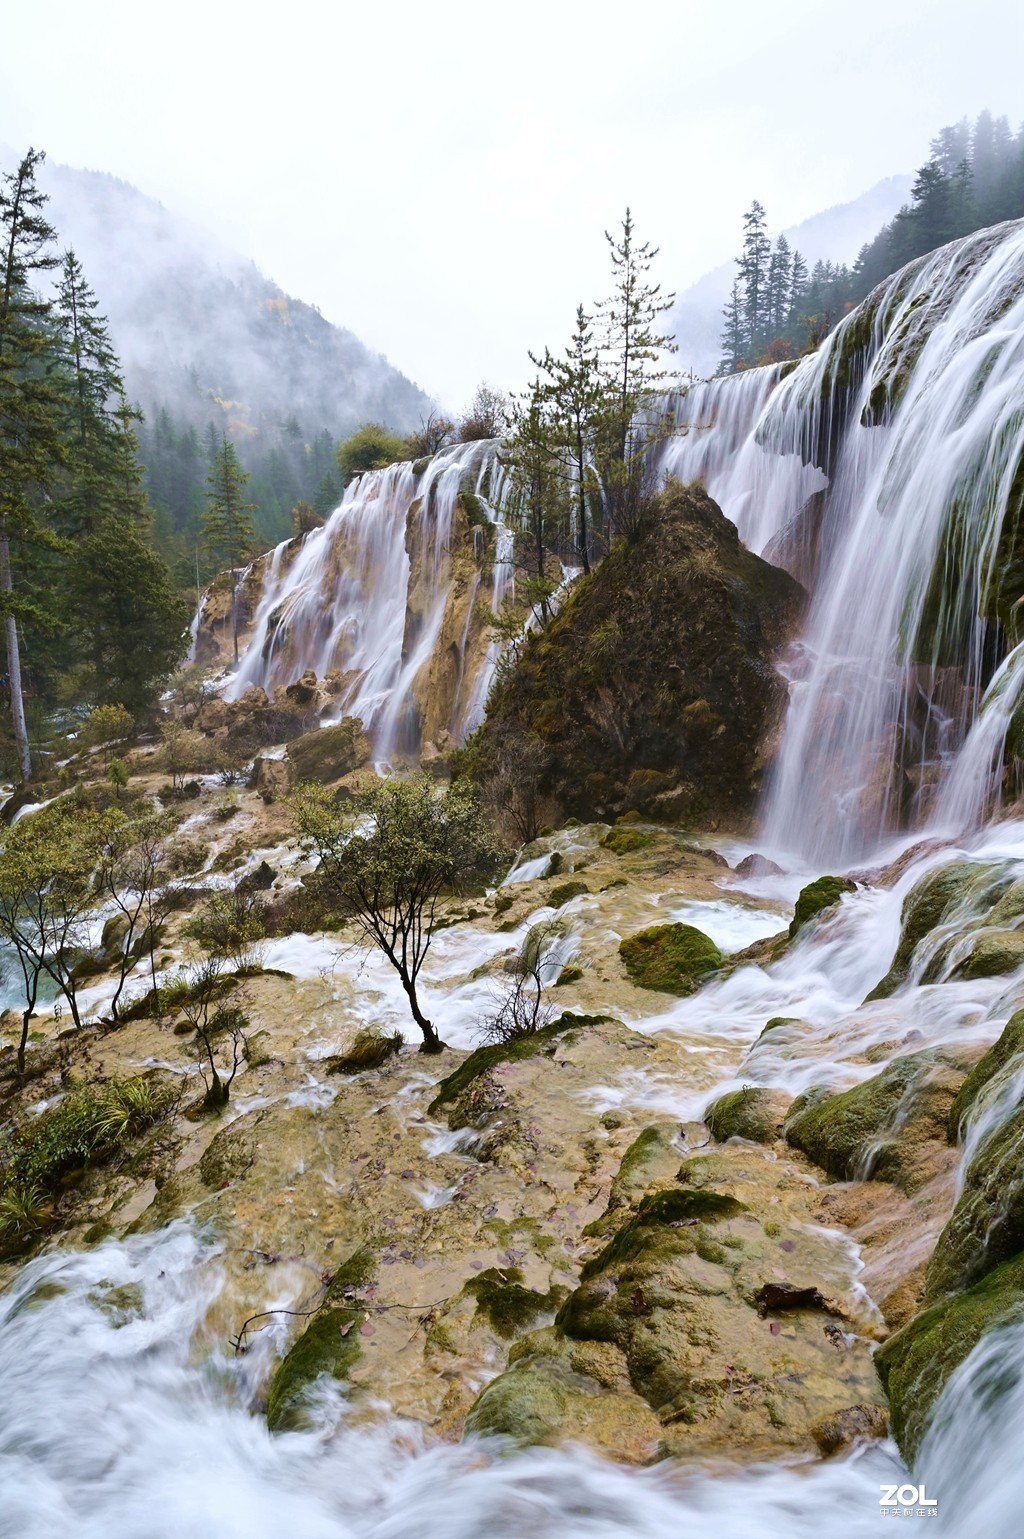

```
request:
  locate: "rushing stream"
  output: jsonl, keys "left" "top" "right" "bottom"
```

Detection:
{"left": 8, "top": 223, "right": 1024, "bottom": 1533}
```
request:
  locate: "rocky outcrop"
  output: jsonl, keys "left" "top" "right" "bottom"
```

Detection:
{"left": 458, "top": 481, "right": 804, "bottom": 827}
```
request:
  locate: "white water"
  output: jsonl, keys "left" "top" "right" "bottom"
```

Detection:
{"left": 224, "top": 441, "right": 508, "bottom": 759}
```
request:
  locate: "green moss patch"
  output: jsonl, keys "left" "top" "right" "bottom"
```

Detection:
{"left": 784, "top": 1053, "right": 936, "bottom": 1186}
{"left": 948, "top": 1009, "right": 1024, "bottom": 1142}
{"left": 548, "top": 879, "right": 589, "bottom": 907}
{"left": 464, "top": 1267, "right": 568, "bottom": 1338}
{"left": 327, "top": 1030, "right": 403, "bottom": 1074}
{"left": 266, "top": 1246, "right": 375, "bottom": 1431}
{"left": 926, "top": 1103, "right": 1024, "bottom": 1298}
{"left": 600, "top": 828, "right": 654, "bottom": 856}
{"left": 619, "top": 922, "right": 721, "bottom": 995}
{"left": 788, "top": 876, "right": 855, "bottom": 938}
{"left": 578, "top": 1188, "right": 745, "bottom": 1282}
{"left": 427, "top": 1013, "right": 611, "bottom": 1114}
{"left": 705, "top": 1087, "right": 793, "bottom": 1144}
{"left": 875, "top": 1251, "right": 1024, "bottom": 1462}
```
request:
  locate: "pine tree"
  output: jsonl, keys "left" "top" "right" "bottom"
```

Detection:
{"left": 501, "top": 378, "right": 566, "bottom": 623}
{"left": 531, "top": 304, "right": 604, "bottom": 573}
{"left": 0, "top": 150, "right": 63, "bottom": 780}
{"left": 738, "top": 201, "right": 770, "bottom": 354}
{"left": 718, "top": 278, "right": 746, "bottom": 374}
{"left": 202, "top": 435, "right": 257, "bottom": 662}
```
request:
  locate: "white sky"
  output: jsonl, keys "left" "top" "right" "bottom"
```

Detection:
{"left": 3, "top": 0, "right": 1023, "bottom": 408}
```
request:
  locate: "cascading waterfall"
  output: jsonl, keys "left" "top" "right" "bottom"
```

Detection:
{"left": 223, "top": 440, "right": 509, "bottom": 760}
{"left": 651, "top": 221, "right": 1024, "bottom": 866}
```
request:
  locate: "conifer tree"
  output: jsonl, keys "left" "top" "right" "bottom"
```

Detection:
{"left": 530, "top": 305, "right": 604, "bottom": 573}
{"left": 202, "top": 435, "right": 257, "bottom": 662}
{"left": 0, "top": 149, "right": 62, "bottom": 779}
{"left": 501, "top": 378, "right": 566, "bottom": 622}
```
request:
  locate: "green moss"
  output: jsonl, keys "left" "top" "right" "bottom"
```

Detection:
{"left": 705, "top": 1087, "right": 793, "bottom": 1144}
{"left": 600, "top": 828, "right": 654, "bottom": 856}
{"left": 866, "top": 860, "right": 983, "bottom": 999}
{"left": 788, "top": 876, "right": 854, "bottom": 938}
{"left": 427, "top": 1013, "right": 611, "bottom": 1114}
{"left": 926, "top": 1104, "right": 1024, "bottom": 1297}
{"left": 327, "top": 1030, "right": 403, "bottom": 1074}
{"left": 957, "top": 929, "right": 1024, "bottom": 980}
{"left": 784, "top": 1053, "right": 932, "bottom": 1183}
{"left": 578, "top": 1188, "right": 746, "bottom": 1282}
{"left": 265, "top": 1247, "right": 375, "bottom": 1431}
{"left": 464, "top": 1267, "right": 568, "bottom": 1338}
{"left": 287, "top": 718, "right": 368, "bottom": 783}
{"left": 548, "top": 879, "right": 589, "bottom": 907}
{"left": 555, "top": 964, "right": 584, "bottom": 987}
{"left": 464, "top": 1352, "right": 597, "bottom": 1447}
{"left": 948, "top": 1009, "right": 1024, "bottom": 1142}
{"left": 875, "top": 1251, "right": 1024, "bottom": 1462}
{"left": 619, "top": 922, "right": 721, "bottom": 995}
{"left": 460, "top": 490, "right": 490, "bottom": 529}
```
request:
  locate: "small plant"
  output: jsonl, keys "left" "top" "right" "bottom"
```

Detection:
{"left": 328, "top": 1029, "right": 403, "bottom": 1074}
{"left": 184, "top": 882, "right": 266, "bottom": 968}
{"left": 169, "top": 957, "right": 251, "bottom": 1110}
{"left": 0, "top": 1180, "right": 49, "bottom": 1243}
{"left": 480, "top": 919, "right": 568, "bottom": 1045}
{"left": 107, "top": 758, "right": 129, "bottom": 796}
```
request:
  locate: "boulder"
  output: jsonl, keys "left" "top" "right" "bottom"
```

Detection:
{"left": 619, "top": 922, "right": 722, "bottom": 995}
{"left": 250, "top": 756, "right": 293, "bottom": 803}
{"left": 286, "top": 718, "right": 371, "bottom": 784}
{"left": 706, "top": 1087, "right": 794, "bottom": 1145}
{"left": 734, "top": 853, "right": 784, "bottom": 878}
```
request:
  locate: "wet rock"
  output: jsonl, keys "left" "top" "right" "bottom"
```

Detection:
{"left": 462, "top": 1267, "right": 568, "bottom": 1339}
{"left": 948, "top": 1008, "right": 1024, "bottom": 1142}
{"left": 811, "top": 1403, "right": 889, "bottom": 1455}
{"left": 954, "top": 927, "right": 1024, "bottom": 980}
{"left": 788, "top": 875, "right": 855, "bottom": 938}
{"left": 237, "top": 859, "right": 277, "bottom": 894}
{"left": 876, "top": 1251, "right": 1024, "bottom": 1462}
{"left": 250, "top": 756, "right": 293, "bottom": 803}
{"left": 867, "top": 859, "right": 1002, "bottom": 998}
{"left": 734, "top": 853, "right": 784, "bottom": 878}
{"left": 265, "top": 1246, "right": 376, "bottom": 1431}
{"left": 706, "top": 1087, "right": 794, "bottom": 1145}
{"left": 785, "top": 1049, "right": 966, "bottom": 1192}
{"left": 925, "top": 1101, "right": 1024, "bottom": 1298}
{"left": 286, "top": 717, "right": 371, "bottom": 784}
{"left": 619, "top": 922, "right": 722, "bottom": 995}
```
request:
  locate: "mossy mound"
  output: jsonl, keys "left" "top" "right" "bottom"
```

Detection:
{"left": 867, "top": 860, "right": 998, "bottom": 998}
{"left": 955, "top": 928, "right": 1024, "bottom": 980}
{"left": 327, "top": 1030, "right": 403, "bottom": 1074}
{"left": 555, "top": 965, "right": 584, "bottom": 987}
{"left": 784, "top": 1050, "right": 960, "bottom": 1191}
{"left": 875, "top": 1251, "right": 1024, "bottom": 1462}
{"left": 548, "top": 879, "right": 590, "bottom": 906}
{"left": 600, "top": 828, "right": 654, "bottom": 856}
{"left": 458, "top": 480, "right": 804, "bottom": 825}
{"left": 576, "top": 1188, "right": 746, "bottom": 1284}
{"left": 265, "top": 1246, "right": 375, "bottom": 1431}
{"left": 286, "top": 717, "right": 371, "bottom": 783}
{"left": 463, "top": 1267, "right": 568, "bottom": 1338}
{"left": 427, "top": 1013, "right": 611, "bottom": 1116}
{"left": 925, "top": 1104, "right": 1024, "bottom": 1298}
{"left": 705, "top": 1087, "right": 794, "bottom": 1145}
{"left": 619, "top": 922, "right": 722, "bottom": 995}
{"left": 198, "top": 1126, "right": 255, "bottom": 1189}
{"left": 948, "top": 1009, "right": 1024, "bottom": 1142}
{"left": 788, "top": 876, "right": 855, "bottom": 938}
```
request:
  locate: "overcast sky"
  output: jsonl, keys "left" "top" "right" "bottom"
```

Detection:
{"left": 3, "top": 0, "right": 1023, "bottom": 408}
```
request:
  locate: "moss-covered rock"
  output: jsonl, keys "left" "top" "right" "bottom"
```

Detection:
{"left": 705, "top": 1087, "right": 794, "bottom": 1145}
{"left": 327, "top": 1030, "right": 403, "bottom": 1075}
{"left": 875, "top": 1251, "right": 1024, "bottom": 1462}
{"left": 955, "top": 928, "right": 1024, "bottom": 980}
{"left": 463, "top": 1266, "right": 567, "bottom": 1338}
{"left": 575, "top": 1188, "right": 746, "bottom": 1285}
{"left": 788, "top": 876, "right": 855, "bottom": 939}
{"left": 548, "top": 879, "right": 590, "bottom": 906}
{"left": 784, "top": 1050, "right": 962, "bottom": 1191}
{"left": 197, "top": 1126, "right": 255, "bottom": 1189}
{"left": 266, "top": 1246, "right": 375, "bottom": 1431}
{"left": 427, "top": 1013, "right": 611, "bottom": 1118}
{"left": 459, "top": 480, "right": 804, "bottom": 826}
{"left": 286, "top": 717, "right": 371, "bottom": 784}
{"left": 925, "top": 1104, "right": 1024, "bottom": 1298}
{"left": 600, "top": 828, "right": 654, "bottom": 856}
{"left": 948, "top": 1009, "right": 1024, "bottom": 1142}
{"left": 619, "top": 922, "right": 722, "bottom": 995}
{"left": 867, "top": 860, "right": 994, "bottom": 998}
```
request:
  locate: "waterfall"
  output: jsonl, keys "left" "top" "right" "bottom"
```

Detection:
{"left": 221, "top": 441, "right": 508, "bottom": 760}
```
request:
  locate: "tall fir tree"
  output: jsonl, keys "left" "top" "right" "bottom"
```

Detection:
{"left": 202, "top": 435, "right": 257, "bottom": 662}
{"left": 0, "top": 150, "right": 62, "bottom": 779}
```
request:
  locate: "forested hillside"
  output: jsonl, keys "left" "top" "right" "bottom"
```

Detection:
{"left": 718, "top": 109, "right": 1024, "bottom": 371}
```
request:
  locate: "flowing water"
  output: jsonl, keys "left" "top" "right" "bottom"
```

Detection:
{"left": 10, "top": 226, "right": 1024, "bottom": 1532}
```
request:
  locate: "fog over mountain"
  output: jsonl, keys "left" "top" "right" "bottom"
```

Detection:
{"left": 5, "top": 151, "right": 432, "bottom": 442}
{"left": 672, "top": 175, "right": 913, "bottom": 375}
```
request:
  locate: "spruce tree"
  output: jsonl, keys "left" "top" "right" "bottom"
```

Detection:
{"left": 501, "top": 378, "right": 566, "bottom": 622}
{"left": 0, "top": 150, "right": 62, "bottom": 779}
{"left": 530, "top": 305, "right": 604, "bottom": 573}
{"left": 202, "top": 435, "right": 257, "bottom": 662}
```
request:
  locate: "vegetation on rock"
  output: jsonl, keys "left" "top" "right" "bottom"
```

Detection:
{"left": 619, "top": 921, "right": 722, "bottom": 995}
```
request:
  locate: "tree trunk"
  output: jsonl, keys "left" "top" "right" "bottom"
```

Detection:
{"left": 401, "top": 972, "right": 442, "bottom": 1052}
{"left": 0, "top": 529, "right": 31, "bottom": 781}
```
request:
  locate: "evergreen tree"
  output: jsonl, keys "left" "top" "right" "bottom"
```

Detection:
{"left": 501, "top": 378, "right": 566, "bottom": 623}
{"left": 530, "top": 304, "right": 604, "bottom": 573}
{"left": 738, "top": 201, "right": 770, "bottom": 352}
{"left": 312, "top": 467, "right": 341, "bottom": 517}
{"left": 718, "top": 278, "right": 746, "bottom": 375}
{"left": 201, "top": 436, "right": 257, "bottom": 662}
{"left": 0, "top": 150, "right": 62, "bottom": 779}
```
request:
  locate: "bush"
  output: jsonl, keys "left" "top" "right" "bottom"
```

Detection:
{"left": 336, "top": 423, "right": 407, "bottom": 484}
{"left": 82, "top": 703, "right": 134, "bottom": 753}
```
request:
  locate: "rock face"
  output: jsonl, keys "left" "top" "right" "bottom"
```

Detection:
{"left": 461, "top": 481, "right": 804, "bottom": 826}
